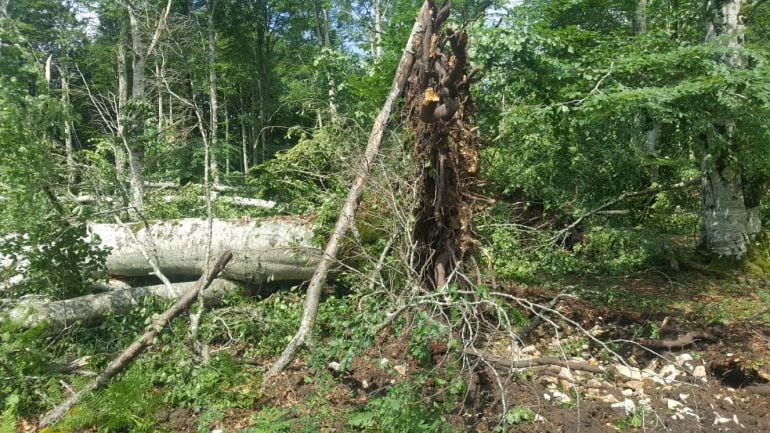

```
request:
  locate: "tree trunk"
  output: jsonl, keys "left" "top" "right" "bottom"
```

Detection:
{"left": 115, "top": 38, "right": 129, "bottom": 185}
{"left": 699, "top": 0, "right": 760, "bottom": 258}
{"left": 89, "top": 218, "right": 318, "bottom": 283}
{"left": 633, "top": 0, "right": 647, "bottom": 35}
{"left": 60, "top": 69, "right": 76, "bottom": 190}
{"left": 700, "top": 160, "right": 761, "bottom": 257}
{"left": 208, "top": 0, "right": 220, "bottom": 184}
{"left": 241, "top": 117, "right": 249, "bottom": 172}
{"left": 373, "top": 0, "right": 384, "bottom": 58}
{"left": 3, "top": 279, "right": 240, "bottom": 330}
{"left": 127, "top": 6, "right": 147, "bottom": 214}
{"left": 404, "top": 2, "right": 478, "bottom": 290}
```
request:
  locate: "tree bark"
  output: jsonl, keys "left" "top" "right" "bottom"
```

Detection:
{"left": 89, "top": 218, "right": 318, "bottom": 283}
{"left": 699, "top": 0, "right": 760, "bottom": 258}
{"left": 60, "top": 69, "right": 76, "bottom": 190}
{"left": 3, "top": 279, "right": 240, "bottom": 330}
{"left": 266, "top": 1, "right": 430, "bottom": 377}
{"left": 123, "top": 0, "right": 174, "bottom": 215}
{"left": 37, "top": 252, "right": 232, "bottom": 429}
{"left": 208, "top": 0, "right": 220, "bottom": 184}
{"left": 373, "top": 0, "right": 384, "bottom": 58}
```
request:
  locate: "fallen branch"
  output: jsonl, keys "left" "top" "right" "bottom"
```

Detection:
{"left": 516, "top": 293, "right": 574, "bottom": 341}
{"left": 637, "top": 330, "right": 718, "bottom": 350}
{"left": 465, "top": 349, "right": 606, "bottom": 374}
{"left": 2, "top": 279, "right": 240, "bottom": 330}
{"left": 71, "top": 194, "right": 276, "bottom": 209}
{"left": 265, "top": 1, "right": 431, "bottom": 377}
{"left": 38, "top": 251, "right": 233, "bottom": 428}
{"left": 552, "top": 179, "right": 700, "bottom": 244}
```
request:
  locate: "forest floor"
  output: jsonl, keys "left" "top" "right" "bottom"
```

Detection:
{"left": 19, "top": 270, "right": 770, "bottom": 433}
{"left": 218, "top": 271, "right": 770, "bottom": 433}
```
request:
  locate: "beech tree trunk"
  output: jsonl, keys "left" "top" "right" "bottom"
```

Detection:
{"left": 3, "top": 279, "right": 240, "bottom": 329}
{"left": 208, "top": 0, "right": 220, "bottom": 184}
{"left": 699, "top": 0, "right": 761, "bottom": 258}
{"left": 89, "top": 218, "right": 318, "bottom": 283}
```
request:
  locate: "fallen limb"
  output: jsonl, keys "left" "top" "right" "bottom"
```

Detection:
{"left": 465, "top": 349, "right": 606, "bottom": 374}
{"left": 2, "top": 279, "right": 240, "bottom": 330}
{"left": 72, "top": 194, "right": 276, "bottom": 209}
{"left": 143, "top": 181, "right": 254, "bottom": 193}
{"left": 265, "top": 1, "right": 432, "bottom": 377}
{"left": 38, "top": 251, "right": 233, "bottom": 428}
{"left": 637, "top": 330, "right": 718, "bottom": 350}
{"left": 516, "top": 293, "right": 574, "bottom": 341}
{"left": 90, "top": 218, "right": 318, "bottom": 283}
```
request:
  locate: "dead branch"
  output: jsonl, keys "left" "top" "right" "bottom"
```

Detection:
{"left": 465, "top": 349, "right": 606, "bottom": 374}
{"left": 637, "top": 330, "right": 718, "bottom": 350}
{"left": 265, "top": 1, "right": 432, "bottom": 378}
{"left": 38, "top": 251, "right": 232, "bottom": 428}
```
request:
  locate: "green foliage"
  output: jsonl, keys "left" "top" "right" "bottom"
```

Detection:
{"left": 0, "top": 323, "right": 61, "bottom": 417}
{"left": 0, "top": 395, "right": 19, "bottom": 433}
{"left": 59, "top": 366, "right": 166, "bottom": 433}
{"left": 347, "top": 381, "right": 455, "bottom": 433}
{"left": 501, "top": 405, "right": 536, "bottom": 427}
{"left": 613, "top": 406, "right": 649, "bottom": 430}
{"left": 243, "top": 407, "right": 294, "bottom": 433}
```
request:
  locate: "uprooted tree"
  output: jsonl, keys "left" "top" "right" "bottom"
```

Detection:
{"left": 404, "top": 5, "right": 480, "bottom": 291}
{"left": 267, "top": 0, "right": 481, "bottom": 376}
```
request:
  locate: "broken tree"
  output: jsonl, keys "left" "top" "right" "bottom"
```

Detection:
{"left": 403, "top": 1, "right": 480, "bottom": 290}
{"left": 2, "top": 279, "right": 241, "bottom": 330}
{"left": 89, "top": 218, "right": 318, "bottom": 283}
{"left": 266, "top": 1, "right": 434, "bottom": 376}
{"left": 267, "top": 0, "right": 480, "bottom": 375}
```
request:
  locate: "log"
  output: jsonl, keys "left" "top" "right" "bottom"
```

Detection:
{"left": 2, "top": 278, "right": 241, "bottom": 329}
{"left": 72, "top": 194, "right": 276, "bottom": 209}
{"left": 38, "top": 252, "right": 233, "bottom": 428}
{"left": 89, "top": 218, "right": 318, "bottom": 283}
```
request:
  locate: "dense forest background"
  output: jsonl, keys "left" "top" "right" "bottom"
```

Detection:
{"left": 3, "top": 0, "right": 770, "bottom": 431}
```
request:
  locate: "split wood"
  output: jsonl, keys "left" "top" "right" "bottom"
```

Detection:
{"left": 38, "top": 251, "right": 233, "bottom": 428}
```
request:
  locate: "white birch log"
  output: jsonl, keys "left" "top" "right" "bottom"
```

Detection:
{"left": 89, "top": 218, "right": 318, "bottom": 283}
{"left": 2, "top": 278, "right": 240, "bottom": 329}
{"left": 71, "top": 194, "right": 276, "bottom": 209}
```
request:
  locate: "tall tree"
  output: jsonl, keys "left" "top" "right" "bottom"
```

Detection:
{"left": 122, "top": 0, "right": 173, "bottom": 214}
{"left": 698, "top": 0, "right": 767, "bottom": 258}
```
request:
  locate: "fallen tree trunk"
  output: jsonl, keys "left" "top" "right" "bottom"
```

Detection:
{"left": 143, "top": 181, "right": 253, "bottom": 193}
{"left": 72, "top": 194, "right": 276, "bottom": 209}
{"left": 89, "top": 218, "right": 317, "bottom": 283}
{"left": 38, "top": 252, "right": 233, "bottom": 428}
{"left": 2, "top": 278, "right": 240, "bottom": 329}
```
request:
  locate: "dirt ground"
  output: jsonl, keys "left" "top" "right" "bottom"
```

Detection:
{"left": 242, "top": 271, "right": 770, "bottom": 432}
{"left": 25, "top": 271, "right": 767, "bottom": 432}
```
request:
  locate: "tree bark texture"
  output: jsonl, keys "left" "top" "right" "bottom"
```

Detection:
{"left": 403, "top": 1, "right": 480, "bottom": 290}
{"left": 699, "top": 0, "right": 761, "bottom": 258}
{"left": 89, "top": 218, "right": 318, "bottom": 283}
{"left": 3, "top": 279, "right": 240, "bottom": 329}
{"left": 266, "top": 1, "right": 432, "bottom": 376}
{"left": 37, "top": 252, "right": 232, "bottom": 429}
{"left": 208, "top": 0, "right": 220, "bottom": 183}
